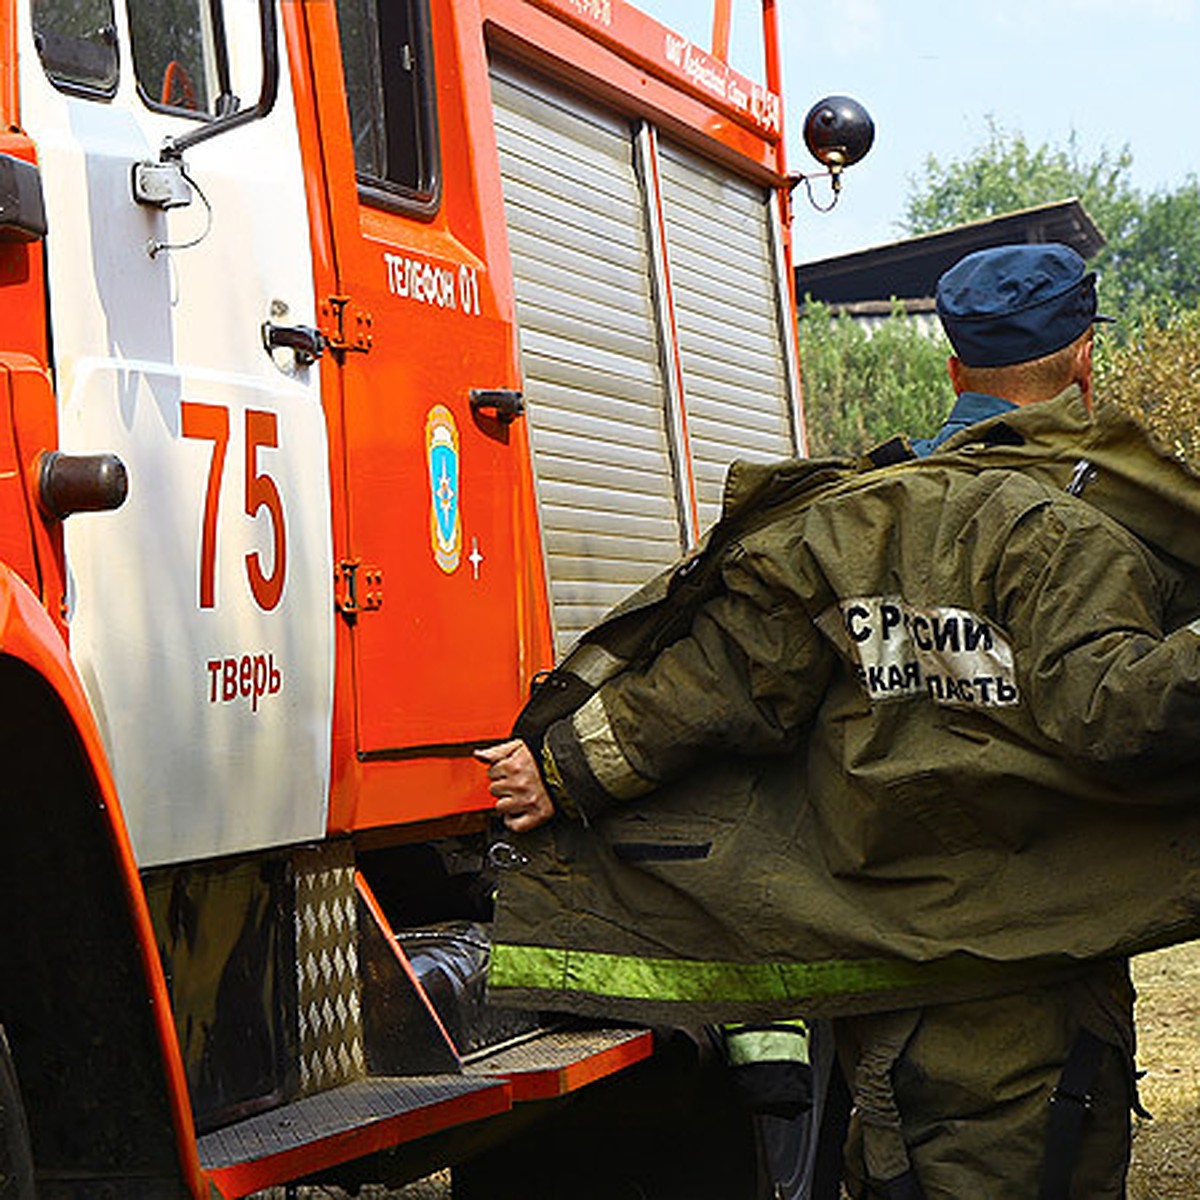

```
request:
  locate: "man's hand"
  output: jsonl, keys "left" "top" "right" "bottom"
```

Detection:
{"left": 475, "top": 739, "right": 556, "bottom": 832}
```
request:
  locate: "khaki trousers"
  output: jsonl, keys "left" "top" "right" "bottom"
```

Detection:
{"left": 835, "top": 962, "right": 1136, "bottom": 1200}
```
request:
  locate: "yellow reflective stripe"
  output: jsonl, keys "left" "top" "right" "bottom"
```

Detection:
{"left": 566, "top": 643, "right": 627, "bottom": 688}
{"left": 492, "top": 942, "right": 570, "bottom": 990}
{"left": 723, "top": 1019, "right": 809, "bottom": 1038}
{"left": 490, "top": 942, "right": 1005, "bottom": 1002}
{"left": 724, "top": 1025, "right": 811, "bottom": 1066}
{"left": 571, "top": 692, "right": 654, "bottom": 801}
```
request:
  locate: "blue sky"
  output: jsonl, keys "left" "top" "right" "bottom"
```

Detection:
{"left": 633, "top": 0, "right": 1200, "bottom": 263}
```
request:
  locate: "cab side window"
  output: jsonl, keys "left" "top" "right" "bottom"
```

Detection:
{"left": 127, "top": 0, "right": 230, "bottom": 116}
{"left": 32, "top": 0, "right": 120, "bottom": 97}
{"left": 335, "top": 0, "right": 440, "bottom": 212}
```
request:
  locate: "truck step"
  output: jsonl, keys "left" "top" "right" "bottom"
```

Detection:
{"left": 198, "top": 1075, "right": 509, "bottom": 1199}
{"left": 465, "top": 1025, "right": 654, "bottom": 1101}
{"left": 198, "top": 1027, "right": 654, "bottom": 1196}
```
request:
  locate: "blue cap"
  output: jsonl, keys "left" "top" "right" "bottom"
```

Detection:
{"left": 936, "top": 243, "right": 1106, "bottom": 368}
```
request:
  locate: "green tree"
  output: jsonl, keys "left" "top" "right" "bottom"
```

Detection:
{"left": 1108, "top": 180, "right": 1200, "bottom": 313}
{"left": 902, "top": 120, "right": 1200, "bottom": 316}
{"left": 799, "top": 300, "right": 953, "bottom": 456}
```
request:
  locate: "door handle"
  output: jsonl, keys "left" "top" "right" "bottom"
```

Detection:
{"left": 262, "top": 321, "right": 326, "bottom": 366}
{"left": 469, "top": 388, "right": 524, "bottom": 422}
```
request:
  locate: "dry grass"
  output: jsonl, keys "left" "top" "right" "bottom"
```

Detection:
{"left": 1105, "top": 313, "right": 1200, "bottom": 1196}
{"left": 1097, "top": 308, "right": 1200, "bottom": 470}
{"left": 1130, "top": 943, "right": 1200, "bottom": 1199}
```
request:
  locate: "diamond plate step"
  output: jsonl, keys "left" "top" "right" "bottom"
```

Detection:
{"left": 465, "top": 1025, "right": 654, "bottom": 1101}
{"left": 199, "top": 1075, "right": 509, "bottom": 1198}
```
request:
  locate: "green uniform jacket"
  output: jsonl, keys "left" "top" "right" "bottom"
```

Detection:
{"left": 489, "top": 389, "right": 1200, "bottom": 1024}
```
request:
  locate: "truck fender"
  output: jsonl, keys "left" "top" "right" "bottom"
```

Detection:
{"left": 0, "top": 564, "right": 206, "bottom": 1199}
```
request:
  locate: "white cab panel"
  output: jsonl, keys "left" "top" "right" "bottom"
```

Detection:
{"left": 20, "top": 1, "right": 334, "bottom": 865}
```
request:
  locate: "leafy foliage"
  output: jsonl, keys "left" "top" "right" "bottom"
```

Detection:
{"left": 799, "top": 300, "right": 1200, "bottom": 467}
{"left": 902, "top": 120, "right": 1139, "bottom": 251}
{"left": 1109, "top": 182, "right": 1200, "bottom": 314}
{"left": 798, "top": 123, "right": 1200, "bottom": 460}
{"left": 903, "top": 120, "right": 1200, "bottom": 317}
{"left": 799, "top": 300, "right": 954, "bottom": 456}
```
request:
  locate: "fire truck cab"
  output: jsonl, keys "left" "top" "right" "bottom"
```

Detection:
{"left": 0, "top": 0, "right": 847, "bottom": 1194}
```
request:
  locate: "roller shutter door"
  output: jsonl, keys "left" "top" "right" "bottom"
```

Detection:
{"left": 490, "top": 62, "right": 685, "bottom": 656}
{"left": 658, "top": 139, "right": 800, "bottom": 532}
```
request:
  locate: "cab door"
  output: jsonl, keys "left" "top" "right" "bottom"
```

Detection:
{"left": 20, "top": 0, "right": 334, "bottom": 866}
{"left": 290, "top": 0, "right": 528, "bottom": 773}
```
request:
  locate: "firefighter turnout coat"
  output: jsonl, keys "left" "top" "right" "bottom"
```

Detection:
{"left": 487, "top": 388, "right": 1200, "bottom": 1025}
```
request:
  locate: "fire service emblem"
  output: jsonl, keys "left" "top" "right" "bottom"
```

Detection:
{"left": 426, "top": 405, "right": 462, "bottom": 572}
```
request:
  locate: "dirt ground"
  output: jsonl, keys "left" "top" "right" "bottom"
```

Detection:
{"left": 1130, "top": 943, "right": 1200, "bottom": 1198}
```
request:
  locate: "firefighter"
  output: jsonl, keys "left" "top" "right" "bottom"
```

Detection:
{"left": 913, "top": 241, "right": 1108, "bottom": 455}
{"left": 833, "top": 243, "right": 1134, "bottom": 1199}
{"left": 478, "top": 244, "right": 1200, "bottom": 1197}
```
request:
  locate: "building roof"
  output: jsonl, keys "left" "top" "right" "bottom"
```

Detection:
{"left": 796, "top": 199, "right": 1106, "bottom": 307}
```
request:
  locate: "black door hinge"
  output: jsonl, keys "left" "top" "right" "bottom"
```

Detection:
{"left": 320, "top": 295, "right": 373, "bottom": 356}
{"left": 335, "top": 559, "right": 383, "bottom": 620}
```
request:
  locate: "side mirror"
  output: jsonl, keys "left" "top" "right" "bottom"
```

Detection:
{"left": 794, "top": 95, "right": 874, "bottom": 212}
{"left": 133, "top": 0, "right": 280, "bottom": 213}
{"left": 165, "top": 0, "right": 279, "bottom": 159}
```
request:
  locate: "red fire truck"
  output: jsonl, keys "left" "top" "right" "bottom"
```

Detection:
{"left": 0, "top": 0, "right": 867, "bottom": 1195}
